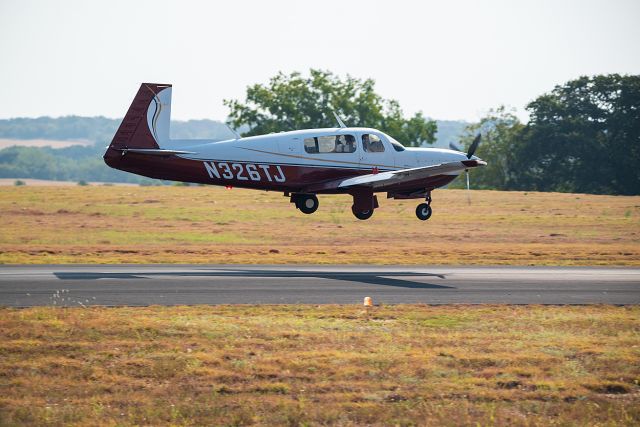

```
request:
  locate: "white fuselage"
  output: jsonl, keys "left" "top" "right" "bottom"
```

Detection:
{"left": 169, "top": 127, "right": 471, "bottom": 175}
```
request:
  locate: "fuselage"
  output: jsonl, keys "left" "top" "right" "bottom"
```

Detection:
{"left": 107, "top": 127, "right": 471, "bottom": 195}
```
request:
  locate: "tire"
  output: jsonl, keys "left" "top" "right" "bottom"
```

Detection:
{"left": 298, "top": 194, "right": 319, "bottom": 214}
{"left": 352, "top": 206, "right": 374, "bottom": 220}
{"left": 416, "top": 203, "right": 432, "bottom": 221}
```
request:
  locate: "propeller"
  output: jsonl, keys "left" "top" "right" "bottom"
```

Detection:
{"left": 451, "top": 134, "right": 482, "bottom": 204}
{"left": 463, "top": 134, "right": 482, "bottom": 204}
{"left": 466, "top": 134, "right": 481, "bottom": 159}
{"left": 449, "top": 142, "right": 463, "bottom": 151}
{"left": 449, "top": 133, "right": 481, "bottom": 158}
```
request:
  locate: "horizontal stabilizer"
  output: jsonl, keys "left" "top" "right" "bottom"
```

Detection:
{"left": 117, "top": 148, "right": 195, "bottom": 156}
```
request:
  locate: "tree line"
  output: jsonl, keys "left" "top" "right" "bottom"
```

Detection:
{"left": 226, "top": 71, "right": 639, "bottom": 195}
{"left": 456, "top": 74, "right": 640, "bottom": 195}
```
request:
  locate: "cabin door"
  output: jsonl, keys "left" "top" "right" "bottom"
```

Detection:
{"left": 357, "top": 132, "right": 391, "bottom": 172}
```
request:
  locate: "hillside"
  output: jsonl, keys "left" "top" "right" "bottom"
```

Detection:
{"left": 0, "top": 117, "right": 238, "bottom": 183}
{"left": 0, "top": 116, "right": 236, "bottom": 144}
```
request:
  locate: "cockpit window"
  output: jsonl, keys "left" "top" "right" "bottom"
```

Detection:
{"left": 304, "top": 135, "right": 356, "bottom": 154}
{"left": 362, "top": 134, "right": 385, "bottom": 153}
{"left": 385, "top": 134, "right": 406, "bottom": 152}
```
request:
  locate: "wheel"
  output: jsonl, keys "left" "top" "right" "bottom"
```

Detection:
{"left": 297, "top": 194, "right": 319, "bottom": 214}
{"left": 416, "top": 203, "right": 432, "bottom": 221}
{"left": 352, "top": 206, "right": 374, "bottom": 220}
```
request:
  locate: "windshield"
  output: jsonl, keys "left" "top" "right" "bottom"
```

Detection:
{"left": 384, "top": 133, "right": 406, "bottom": 152}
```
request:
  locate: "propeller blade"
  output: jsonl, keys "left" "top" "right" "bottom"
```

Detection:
{"left": 449, "top": 142, "right": 463, "bottom": 152}
{"left": 467, "top": 134, "right": 481, "bottom": 159}
{"left": 466, "top": 169, "right": 471, "bottom": 205}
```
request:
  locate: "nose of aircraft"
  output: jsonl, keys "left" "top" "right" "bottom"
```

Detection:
{"left": 448, "top": 148, "right": 470, "bottom": 161}
{"left": 412, "top": 147, "right": 485, "bottom": 168}
{"left": 448, "top": 149, "right": 486, "bottom": 167}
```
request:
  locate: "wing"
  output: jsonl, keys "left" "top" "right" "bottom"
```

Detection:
{"left": 304, "top": 159, "right": 486, "bottom": 192}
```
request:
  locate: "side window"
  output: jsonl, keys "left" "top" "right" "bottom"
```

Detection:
{"left": 304, "top": 137, "right": 319, "bottom": 153}
{"left": 304, "top": 135, "right": 356, "bottom": 154}
{"left": 362, "top": 134, "right": 385, "bottom": 153}
{"left": 334, "top": 135, "right": 356, "bottom": 153}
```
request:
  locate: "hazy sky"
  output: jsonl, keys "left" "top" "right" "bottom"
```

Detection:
{"left": 1, "top": 0, "right": 638, "bottom": 122}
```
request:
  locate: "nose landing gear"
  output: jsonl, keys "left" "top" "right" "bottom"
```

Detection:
{"left": 415, "top": 192, "right": 433, "bottom": 221}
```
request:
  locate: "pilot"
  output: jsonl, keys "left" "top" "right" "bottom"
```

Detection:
{"left": 371, "top": 137, "right": 383, "bottom": 152}
{"left": 362, "top": 134, "right": 371, "bottom": 151}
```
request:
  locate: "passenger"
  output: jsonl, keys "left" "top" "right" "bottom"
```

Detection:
{"left": 345, "top": 135, "right": 355, "bottom": 152}
{"left": 345, "top": 140, "right": 354, "bottom": 153}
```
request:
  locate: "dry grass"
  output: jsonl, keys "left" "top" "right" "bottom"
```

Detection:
{"left": 0, "top": 186, "right": 639, "bottom": 265}
{"left": 0, "top": 305, "right": 638, "bottom": 426}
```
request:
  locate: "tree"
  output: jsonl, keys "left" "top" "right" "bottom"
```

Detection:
{"left": 517, "top": 74, "right": 640, "bottom": 195}
{"left": 455, "top": 106, "right": 524, "bottom": 190}
{"left": 224, "top": 69, "right": 437, "bottom": 146}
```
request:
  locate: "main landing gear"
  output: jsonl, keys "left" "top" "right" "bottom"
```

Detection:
{"left": 290, "top": 193, "right": 319, "bottom": 214}
{"left": 350, "top": 193, "right": 379, "bottom": 220}
{"left": 287, "top": 192, "right": 434, "bottom": 221}
{"left": 351, "top": 206, "right": 374, "bottom": 220}
{"left": 415, "top": 193, "right": 433, "bottom": 221}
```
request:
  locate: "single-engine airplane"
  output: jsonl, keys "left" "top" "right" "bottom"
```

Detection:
{"left": 104, "top": 83, "right": 486, "bottom": 220}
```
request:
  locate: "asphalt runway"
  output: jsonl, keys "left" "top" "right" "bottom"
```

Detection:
{"left": 1, "top": 265, "right": 639, "bottom": 306}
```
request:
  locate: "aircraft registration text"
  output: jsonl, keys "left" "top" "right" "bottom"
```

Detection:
{"left": 203, "top": 161, "right": 286, "bottom": 182}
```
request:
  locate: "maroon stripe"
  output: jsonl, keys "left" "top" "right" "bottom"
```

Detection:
{"left": 104, "top": 154, "right": 458, "bottom": 194}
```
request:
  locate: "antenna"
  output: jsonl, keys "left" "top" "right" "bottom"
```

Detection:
{"left": 332, "top": 111, "right": 347, "bottom": 128}
{"left": 225, "top": 123, "right": 242, "bottom": 140}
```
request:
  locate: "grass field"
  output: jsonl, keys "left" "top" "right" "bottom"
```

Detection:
{"left": 1, "top": 186, "right": 639, "bottom": 265}
{"left": 0, "top": 305, "right": 638, "bottom": 426}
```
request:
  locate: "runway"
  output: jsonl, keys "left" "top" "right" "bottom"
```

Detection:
{"left": 1, "top": 265, "right": 639, "bottom": 306}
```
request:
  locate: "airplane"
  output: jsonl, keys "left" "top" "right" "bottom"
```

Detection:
{"left": 103, "top": 83, "right": 486, "bottom": 221}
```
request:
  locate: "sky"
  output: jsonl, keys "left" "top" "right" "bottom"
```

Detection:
{"left": 1, "top": 0, "right": 639, "bottom": 122}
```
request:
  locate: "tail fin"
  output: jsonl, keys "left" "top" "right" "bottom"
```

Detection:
{"left": 107, "top": 83, "right": 172, "bottom": 151}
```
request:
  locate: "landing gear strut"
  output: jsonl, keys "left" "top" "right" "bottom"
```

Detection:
{"left": 350, "top": 192, "right": 378, "bottom": 220}
{"left": 415, "top": 192, "right": 433, "bottom": 221}
{"left": 291, "top": 193, "right": 319, "bottom": 214}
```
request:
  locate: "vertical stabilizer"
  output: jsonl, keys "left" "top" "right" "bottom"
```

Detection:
{"left": 104, "top": 83, "right": 172, "bottom": 169}
{"left": 108, "top": 83, "right": 172, "bottom": 151}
